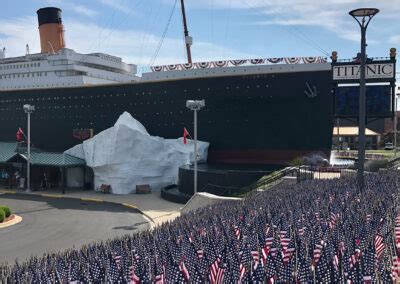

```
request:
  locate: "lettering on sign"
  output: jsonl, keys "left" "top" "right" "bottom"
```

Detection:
{"left": 333, "top": 63, "right": 394, "bottom": 80}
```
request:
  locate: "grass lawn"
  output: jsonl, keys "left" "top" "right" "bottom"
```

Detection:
{"left": 335, "top": 149, "right": 400, "bottom": 158}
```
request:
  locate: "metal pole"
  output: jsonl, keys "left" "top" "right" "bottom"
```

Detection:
{"left": 180, "top": 0, "right": 192, "bottom": 64}
{"left": 395, "top": 96, "right": 398, "bottom": 156}
{"left": 27, "top": 112, "right": 31, "bottom": 192}
{"left": 194, "top": 109, "right": 198, "bottom": 194}
{"left": 357, "top": 24, "right": 366, "bottom": 191}
{"left": 337, "top": 118, "right": 340, "bottom": 152}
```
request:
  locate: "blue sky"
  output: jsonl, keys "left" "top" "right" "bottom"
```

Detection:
{"left": 0, "top": 0, "right": 398, "bottom": 77}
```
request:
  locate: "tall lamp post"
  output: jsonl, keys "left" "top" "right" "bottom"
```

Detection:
{"left": 186, "top": 99, "right": 205, "bottom": 195}
{"left": 395, "top": 95, "right": 398, "bottom": 157}
{"left": 349, "top": 8, "right": 379, "bottom": 190}
{"left": 23, "top": 104, "right": 35, "bottom": 192}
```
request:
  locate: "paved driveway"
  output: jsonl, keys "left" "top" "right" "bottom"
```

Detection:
{"left": 0, "top": 194, "right": 150, "bottom": 263}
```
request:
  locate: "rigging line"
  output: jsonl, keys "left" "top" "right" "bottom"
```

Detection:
{"left": 77, "top": 9, "right": 117, "bottom": 63}
{"left": 101, "top": 0, "right": 144, "bottom": 51}
{"left": 270, "top": 11, "right": 331, "bottom": 57}
{"left": 257, "top": 0, "right": 330, "bottom": 57}
{"left": 278, "top": 25, "right": 329, "bottom": 56}
{"left": 242, "top": 0, "right": 330, "bottom": 57}
{"left": 211, "top": 0, "right": 214, "bottom": 59}
{"left": 223, "top": 0, "right": 232, "bottom": 44}
{"left": 149, "top": 0, "right": 178, "bottom": 66}
{"left": 139, "top": 1, "right": 161, "bottom": 64}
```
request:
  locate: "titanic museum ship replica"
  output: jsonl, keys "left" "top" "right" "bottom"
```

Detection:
{"left": 0, "top": 3, "right": 336, "bottom": 197}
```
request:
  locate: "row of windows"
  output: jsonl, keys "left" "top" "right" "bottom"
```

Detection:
{"left": 0, "top": 98, "right": 263, "bottom": 111}
{"left": 0, "top": 72, "right": 47, "bottom": 79}
{"left": 1, "top": 82, "right": 78, "bottom": 90}
{"left": 0, "top": 84, "right": 271, "bottom": 102}
{"left": 0, "top": 115, "right": 247, "bottom": 126}
{"left": 0, "top": 62, "right": 41, "bottom": 70}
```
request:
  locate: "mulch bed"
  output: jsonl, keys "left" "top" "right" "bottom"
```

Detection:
{"left": 2, "top": 214, "right": 15, "bottom": 223}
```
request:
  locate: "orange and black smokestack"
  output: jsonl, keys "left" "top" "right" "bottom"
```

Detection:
{"left": 37, "top": 7, "right": 65, "bottom": 54}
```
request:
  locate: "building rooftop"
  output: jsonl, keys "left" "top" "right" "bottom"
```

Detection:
{"left": 0, "top": 142, "right": 85, "bottom": 167}
{"left": 332, "top": 127, "right": 380, "bottom": 136}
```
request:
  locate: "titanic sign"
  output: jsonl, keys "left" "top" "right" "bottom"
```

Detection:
{"left": 333, "top": 63, "right": 395, "bottom": 80}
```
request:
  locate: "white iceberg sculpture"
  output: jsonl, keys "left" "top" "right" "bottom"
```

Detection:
{"left": 65, "top": 112, "right": 209, "bottom": 194}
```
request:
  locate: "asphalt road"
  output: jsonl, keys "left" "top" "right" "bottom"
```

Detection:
{"left": 0, "top": 193, "right": 150, "bottom": 263}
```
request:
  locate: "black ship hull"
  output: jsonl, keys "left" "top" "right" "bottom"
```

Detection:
{"left": 0, "top": 70, "right": 333, "bottom": 165}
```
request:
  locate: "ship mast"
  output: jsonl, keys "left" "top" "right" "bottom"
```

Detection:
{"left": 180, "top": 0, "right": 193, "bottom": 64}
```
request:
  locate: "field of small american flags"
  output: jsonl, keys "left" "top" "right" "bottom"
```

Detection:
{"left": 1, "top": 171, "right": 400, "bottom": 282}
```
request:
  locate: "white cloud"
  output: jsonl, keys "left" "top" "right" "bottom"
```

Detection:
{"left": 99, "top": 0, "right": 137, "bottom": 15}
{"left": 0, "top": 17, "right": 40, "bottom": 56}
{"left": 71, "top": 5, "right": 98, "bottom": 17}
{"left": 40, "top": 0, "right": 99, "bottom": 18}
{"left": 0, "top": 15, "right": 253, "bottom": 70}
{"left": 185, "top": 0, "right": 398, "bottom": 44}
{"left": 390, "top": 35, "right": 400, "bottom": 45}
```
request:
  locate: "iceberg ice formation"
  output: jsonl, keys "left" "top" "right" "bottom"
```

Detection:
{"left": 65, "top": 112, "right": 209, "bottom": 194}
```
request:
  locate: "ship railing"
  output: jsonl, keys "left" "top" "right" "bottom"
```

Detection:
{"left": 386, "top": 156, "right": 400, "bottom": 169}
{"left": 240, "top": 165, "right": 345, "bottom": 198}
{"left": 235, "top": 166, "right": 298, "bottom": 198}
{"left": 336, "top": 56, "right": 390, "bottom": 63}
{"left": 150, "top": 56, "right": 328, "bottom": 72}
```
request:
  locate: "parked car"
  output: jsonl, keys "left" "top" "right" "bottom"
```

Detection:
{"left": 385, "top": 142, "right": 394, "bottom": 150}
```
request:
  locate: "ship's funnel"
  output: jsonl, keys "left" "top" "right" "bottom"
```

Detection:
{"left": 37, "top": 7, "right": 65, "bottom": 54}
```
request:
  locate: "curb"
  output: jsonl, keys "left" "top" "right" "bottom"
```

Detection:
{"left": 0, "top": 214, "right": 23, "bottom": 229}
{"left": 0, "top": 190, "right": 156, "bottom": 228}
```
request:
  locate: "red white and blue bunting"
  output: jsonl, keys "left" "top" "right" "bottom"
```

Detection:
{"left": 150, "top": 56, "right": 327, "bottom": 72}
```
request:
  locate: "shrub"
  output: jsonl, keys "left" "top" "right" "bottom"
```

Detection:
{"left": 0, "top": 206, "right": 11, "bottom": 218}
{"left": 291, "top": 157, "right": 303, "bottom": 167}
{"left": 0, "top": 209, "right": 5, "bottom": 223}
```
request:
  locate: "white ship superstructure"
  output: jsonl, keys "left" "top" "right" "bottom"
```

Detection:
{"left": 0, "top": 7, "right": 138, "bottom": 90}
{"left": 0, "top": 48, "right": 138, "bottom": 90}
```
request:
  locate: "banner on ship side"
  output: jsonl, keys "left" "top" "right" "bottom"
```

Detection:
{"left": 333, "top": 62, "right": 395, "bottom": 81}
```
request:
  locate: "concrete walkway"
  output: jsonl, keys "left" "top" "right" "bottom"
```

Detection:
{"left": 0, "top": 188, "right": 182, "bottom": 227}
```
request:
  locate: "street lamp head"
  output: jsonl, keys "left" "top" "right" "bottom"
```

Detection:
{"left": 349, "top": 8, "right": 379, "bottom": 17}
{"left": 186, "top": 99, "right": 205, "bottom": 111}
{"left": 23, "top": 104, "right": 35, "bottom": 113}
{"left": 349, "top": 8, "right": 379, "bottom": 29}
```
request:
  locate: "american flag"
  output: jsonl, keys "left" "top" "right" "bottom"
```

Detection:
{"left": 374, "top": 234, "right": 385, "bottom": 259}
{"left": 3, "top": 171, "right": 400, "bottom": 282}
{"left": 129, "top": 265, "right": 140, "bottom": 284}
